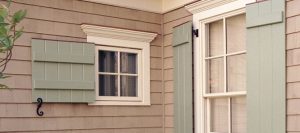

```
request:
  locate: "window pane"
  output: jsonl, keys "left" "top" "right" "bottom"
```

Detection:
{"left": 226, "top": 14, "right": 246, "bottom": 53}
{"left": 231, "top": 97, "right": 246, "bottom": 133}
{"left": 121, "top": 76, "right": 137, "bottom": 97}
{"left": 208, "top": 19, "right": 224, "bottom": 57}
{"left": 227, "top": 54, "right": 246, "bottom": 92}
{"left": 120, "top": 52, "right": 137, "bottom": 74}
{"left": 207, "top": 58, "right": 224, "bottom": 93}
{"left": 211, "top": 98, "right": 228, "bottom": 133}
{"left": 99, "top": 75, "right": 118, "bottom": 96}
{"left": 98, "top": 50, "right": 118, "bottom": 72}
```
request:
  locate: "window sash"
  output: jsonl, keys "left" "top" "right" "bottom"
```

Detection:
{"left": 203, "top": 14, "right": 246, "bottom": 96}
{"left": 95, "top": 45, "right": 143, "bottom": 101}
{"left": 201, "top": 12, "right": 247, "bottom": 133}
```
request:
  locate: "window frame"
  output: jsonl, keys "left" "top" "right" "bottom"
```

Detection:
{"left": 202, "top": 11, "right": 247, "bottom": 98}
{"left": 201, "top": 11, "right": 247, "bottom": 133}
{"left": 81, "top": 25, "right": 156, "bottom": 106}
{"left": 95, "top": 45, "right": 143, "bottom": 102}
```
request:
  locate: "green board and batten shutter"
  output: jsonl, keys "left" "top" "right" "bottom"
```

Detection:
{"left": 173, "top": 22, "right": 193, "bottom": 133}
{"left": 32, "top": 39, "right": 95, "bottom": 103}
{"left": 246, "top": 0, "right": 285, "bottom": 133}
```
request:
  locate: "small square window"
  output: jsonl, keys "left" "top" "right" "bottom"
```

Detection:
{"left": 81, "top": 24, "right": 156, "bottom": 106}
{"left": 95, "top": 46, "right": 148, "bottom": 105}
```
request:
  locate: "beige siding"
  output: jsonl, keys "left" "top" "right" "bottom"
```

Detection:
{"left": 287, "top": 0, "right": 300, "bottom": 132}
{"left": 162, "top": 7, "right": 192, "bottom": 133}
{"left": 0, "top": 0, "right": 163, "bottom": 132}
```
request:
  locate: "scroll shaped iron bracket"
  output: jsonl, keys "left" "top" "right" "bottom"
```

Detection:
{"left": 36, "top": 98, "right": 44, "bottom": 116}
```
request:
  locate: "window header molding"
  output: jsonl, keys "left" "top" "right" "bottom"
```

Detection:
{"left": 185, "top": 0, "right": 237, "bottom": 14}
{"left": 81, "top": 24, "right": 157, "bottom": 43}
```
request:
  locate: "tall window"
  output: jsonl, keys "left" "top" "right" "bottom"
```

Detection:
{"left": 203, "top": 13, "right": 246, "bottom": 133}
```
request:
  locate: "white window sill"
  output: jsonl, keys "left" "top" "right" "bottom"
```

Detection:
{"left": 88, "top": 101, "right": 151, "bottom": 106}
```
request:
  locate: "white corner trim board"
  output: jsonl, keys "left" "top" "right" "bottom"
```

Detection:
{"left": 81, "top": 25, "right": 157, "bottom": 43}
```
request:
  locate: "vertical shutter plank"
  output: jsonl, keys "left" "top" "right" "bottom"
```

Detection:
{"left": 72, "top": 43, "right": 84, "bottom": 55}
{"left": 247, "top": 27, "right": 260, "bottom": 133}
{"left": 84, "top": 65, "right": 95, "bottom": 81}
{"left": 174, "top": 45, "right": 180, "bottom": 132}
{"left": 47, "top": 90, "right": 60, "bottom": 102}
{"left": 58, "top": 41, "right": 71, "bottom": 54}
{"left": 72, "top": 90, "right": 85, "bottom": 102}
{"left": 32, "top": 39, "right": 45, "bottom": 52}
{"left": 259, "top": 2, "right": 273, "bottom": 131}
{"left": 84, "top": 43, "right": 95, "bottom": 56}
{"left": 45, "top": 63, "right": 58, "bottom": 80}
{"left": 173, "top": 22, "right": 193, "bottom": 133}
{"left": 246, "top": 1, "right": 285, "bottom": 133}
{"left": 71, "top": 64, "right": 84, "bottom": 81}
{"left": 59, "top": 90, "right": 72, "bottom": 102}
{"left": 259, "top": 25, "right": 273, "bottom": 133}
{"left": 247, "top": 3, "right": 260, "bottom": 133}
{"left": 45, "top": 40, "right": 58, "bottom": 54}
{"left": 58, "top": 63, "right": 71, "bottom": 80}
{"left": 272, "top": 18, "right": 286, "bottom": 133}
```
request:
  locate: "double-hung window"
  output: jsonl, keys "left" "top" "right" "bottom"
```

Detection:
{"left": 186, "top": 0, "right": 264, "bottom": 133}
{"left": 202, "top": 12, "right": 246, "bottom": 133}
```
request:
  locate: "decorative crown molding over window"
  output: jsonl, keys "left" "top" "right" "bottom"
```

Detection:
{"left": 81, "top": 24, "right": 157, "bottom": 43}
{"left": 185, "top": 0, "right": 237, "bottom": 14}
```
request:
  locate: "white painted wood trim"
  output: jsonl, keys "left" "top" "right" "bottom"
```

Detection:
{"left": 187, "top": 1, "right": 254, "bottom": 133}
{"left": 185, "top": 0, "right": 237, "bottom": 14}
{"left": 81, "top": 25, "right": 154, "bottom": 106}
{"left": 81, "top": 25, "right": 157, "bottom": 43}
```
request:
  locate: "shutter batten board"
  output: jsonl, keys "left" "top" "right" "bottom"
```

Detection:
{"left": 31, "top": 39, "right": 95, "bottom": 103}
{"left": 34, "top": 80, "right": 94, "bottom": 90}
{"left": 33, "top": 53, "right": 94, "bottom": 64}
{"left": 246, "top": 11, "right": 283, "bottom": 28}
{"left": 173, "top": 22, "right": 193, "bottom": 133}
{"left": 246, "top": 0, "right": 285, "bottom": 133}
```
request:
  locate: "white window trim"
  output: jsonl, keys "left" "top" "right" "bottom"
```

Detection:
{"left": 81, "top": 24, "right": 157, "bottom": 106}
{"left": 185, "top": 0, "right": 255, "bottom": 133}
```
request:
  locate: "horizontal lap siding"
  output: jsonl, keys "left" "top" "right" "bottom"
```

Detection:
{"left": 0, "top": 0, "right": 163, "bottom": 132}
{"left": 163, "top": 7, "right": 192, "bottom": 133}
{"left": 287, "top": 0, "right": 300, "bottom": 132}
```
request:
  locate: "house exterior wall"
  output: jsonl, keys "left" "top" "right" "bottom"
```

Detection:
{"left": 286, "top": 0, "right": 300, "bottom": 132}
{"left": 0, "top": 0, "right": 297, "bottom": 132}
{"left": 162, "top": 7, "right": 192, "bottom": 133}
{"left": 0, "top": 0, "right": 164, "bottom": 132}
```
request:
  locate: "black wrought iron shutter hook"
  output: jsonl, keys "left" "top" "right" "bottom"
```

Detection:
{"left": 36, "top": 98, "right": 44, "bottom": 116}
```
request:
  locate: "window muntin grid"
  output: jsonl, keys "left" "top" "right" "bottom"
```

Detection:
{"left": 203, "top": 14, "right": 247, "bottom": 133}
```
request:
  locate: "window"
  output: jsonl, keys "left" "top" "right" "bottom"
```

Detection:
{"left": 186, "top": 0, "right": 254, "bottom": 132}
{"left": 96, "top": 46, "right": 142, "bottom": 101}
{"left": 81, "top": 24, "right": 157, "bottom": 105}
{"left": 203, "top": 13, "right": 246, "bottom": 133}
